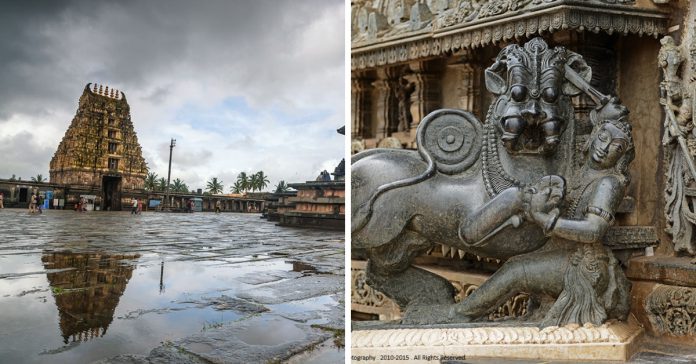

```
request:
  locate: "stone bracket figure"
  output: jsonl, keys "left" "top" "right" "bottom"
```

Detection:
{"left": 660, "top": 35, "right": 696, "bottom": 257}
{"left": 352, "top": 38, "right": 634, "bottom": 327}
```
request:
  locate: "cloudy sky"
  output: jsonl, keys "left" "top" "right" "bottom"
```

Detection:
{"left": 0, "top": 0, "right": 345, "bottom": 192}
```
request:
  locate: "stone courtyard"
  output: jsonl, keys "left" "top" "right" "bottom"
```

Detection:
{"left": 0, "top": 210, "right": 344, "bottom": 363}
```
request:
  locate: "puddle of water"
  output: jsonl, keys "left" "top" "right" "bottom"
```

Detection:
{"left": 0, "top": 211, "right": 344, "bottom": 363}
{"left": 286, "top": 339, "right": 345, "bottom": 364}
{"left": 0, "top": 251, "right": 292, "bottom": 364}
{"left": 268, "top": 295, "right": 338, "bottom": 315}
{"left": 237, "top": 316, "right": 306, "bottom": 346}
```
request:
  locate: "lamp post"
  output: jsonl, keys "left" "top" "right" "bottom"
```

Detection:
{"left": 165, "top": 138, "right": 176, "bottom": 209}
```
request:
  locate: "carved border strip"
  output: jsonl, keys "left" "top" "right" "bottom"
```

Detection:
{"left": 352, "top": 321, "right": 638, "bottom": 347}
{"left": 352, "top": 6, "right": 667, "bottom": 70}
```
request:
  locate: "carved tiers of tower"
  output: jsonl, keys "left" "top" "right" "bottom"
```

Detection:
{"left": 49, "top": 83, "right": 147, "bottom": 190}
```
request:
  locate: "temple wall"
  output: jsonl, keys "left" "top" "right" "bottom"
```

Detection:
{"left": 617, "top": 35, "right": 664, "bottom": 229}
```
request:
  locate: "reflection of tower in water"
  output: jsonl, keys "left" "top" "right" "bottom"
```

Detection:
{"left": 42, "top": 251, "right": 139, "bottom": 344}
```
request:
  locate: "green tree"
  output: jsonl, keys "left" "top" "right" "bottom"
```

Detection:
{"left": 145, "top": 172, "right": 158, "bottom": 191}
{"left": 8, "top": 174, "right": 17, "bottom": 181}
{"left": 254, "top": 171, "right": 270, "bottom": 192}
{"left": 31, "top": 174, "right": 45, "bottom": 183}
{"left": 230, "top": 181, "right": 243, "bottom": 194}
{"left": 206, "top": 177, "right": 224, "bottom": 195}
{"left": 156, "top": 177, "right": 168, "bottom": 191}
{"left": 236, "top": 172, "right": 250, "bottom": 192}
{"left": 274, "top": 180, "right": 290, "bottom": 193}
{"left": 171, "top": 178, "right": 188, "bottom": 193}
{"left": 249, "top": 173, "right": 259, "bottom": 192}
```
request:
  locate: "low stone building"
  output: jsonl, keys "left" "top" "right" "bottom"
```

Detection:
{"left": 272, "top": 127, "right": 346, "bottom": 230}
{"left": 278, "top": 179, "right": 345, "bottom": 230}
{"left": 0, "top": 180, "right": 63, "bottom": 209}
{"left": 263, "top": 191, "right": 297, "bottom": 221}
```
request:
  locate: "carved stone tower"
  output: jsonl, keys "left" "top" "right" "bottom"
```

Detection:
{"left": 49, "top": 83, "right": 148, "bottom": 210}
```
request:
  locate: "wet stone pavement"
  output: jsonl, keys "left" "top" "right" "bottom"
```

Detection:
{"left": 0, "top": 209, "right": 345, "bottom": 363}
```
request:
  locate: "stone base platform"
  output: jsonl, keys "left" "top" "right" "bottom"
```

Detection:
{"left": 351, "top": 318, "right": 644, "bottom": 363}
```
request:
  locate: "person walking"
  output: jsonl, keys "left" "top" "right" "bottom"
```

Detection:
{"left": 37, "top": 194, "right": 44, "bottom": 214}
{"left": 29, "top": 193, "right": 36, "bottom": 214}
{"left": 131, "top": 198, "right": 138, "bottom": 214}
{"left": 0, "top": 192, "right": 4, "bottom": 209}
{"left": 137, "top": 198, "right": 144, "bottom": 214}
{"left": 215, "top": 200, "right": 221, "bottom": 214}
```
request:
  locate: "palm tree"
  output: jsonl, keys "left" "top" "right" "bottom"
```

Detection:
{"left": 237, "top": 172, "right": 250, "bottom": 192}
{"left": 274, "top": 180, "right": 290, "bottom": 193}
{"left": 230, "top": 181, "right": 243, "bottom": 194}
{"left": 255, "top": 171, "right": 270, "bottom": 192}
{"left": 171, "top": 178, "right": 188, "bottom": 193}
{"left": 206, "top": 177, "right": 224, "bottom": 195}
{"left": 31, "top": 174, "right": 45, "bottom": 183}
{"left": 9, "top": 174, "right": 17, "bottom": 181}
{"left": 145, "top": 172, "right": 158, "bottom": 191}
{"left": 249, "top": 173, "right": 259, "bottom": 192}
{"left": 156, "top": 177, "right": 168, "bottom": 191}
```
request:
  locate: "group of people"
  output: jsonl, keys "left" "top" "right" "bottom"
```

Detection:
{"left": 131, "top": 198, "right": 144, "bottom": 214}
{"left": 74, "top": 197, "right": 88, "bottom": 212}
{"left": 28, "top": 193, "right": 44, "bottom": 214}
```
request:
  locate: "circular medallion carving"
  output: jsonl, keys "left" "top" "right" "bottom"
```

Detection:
{"left": 418, "top": 109, "right": 482, "bottom": 174}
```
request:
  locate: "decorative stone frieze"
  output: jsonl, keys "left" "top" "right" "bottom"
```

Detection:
{"left": 352, "top": 319, "right": 644, "bottom": 361}
{"left": 352, "top": 2, "right": 668, "bottom": 70}
{"left": 646, "top": 285, "right": 696, "bottom": 336}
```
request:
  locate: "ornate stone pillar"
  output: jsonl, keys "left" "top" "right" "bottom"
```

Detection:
{"left": 352, "top": 75, "right": 373, "bottom": 139}
{"left": 447, "top": 61, "right": 482, "bottom": 118}
{"left": 404, "top": 61, "right": 442, "bottom": 132}
{"left": 372, "top": 68, "right": 400, "bottom": 139}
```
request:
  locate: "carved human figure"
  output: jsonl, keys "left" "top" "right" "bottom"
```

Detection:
{"left": 531, "top": 100, "right": 632, "bottom": 242}
{"left": 659, "top": 36, "right": 682, "bottom": 84}
{"left": 396, "top": 78, "right": 415, "bottom": 131}
{"left": 452, "top": 99, "right": 633, "bottom": 326}
{"left": 658, "top": 36, "right": 684, "bottom": 101}
{"left": 659, "top": 36, "right": 696, "bottom": 256}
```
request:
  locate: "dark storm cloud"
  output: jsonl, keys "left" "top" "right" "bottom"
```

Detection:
{"left": 0, "top": 0, "right": 342, "bottom": 117}
{"left": 0, "top": 131, "right": 54, "bottom": 179}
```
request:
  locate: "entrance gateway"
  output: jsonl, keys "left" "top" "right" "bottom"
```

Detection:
{"left": 102, "top": 175, "right": 121, "bottom": 211}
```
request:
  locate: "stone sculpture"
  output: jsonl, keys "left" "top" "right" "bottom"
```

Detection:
{"left": 352, "top": 38, "right": 633, "bottom": 326}
{"left": 660, "top": 35, "right": 696, "bottom": 257}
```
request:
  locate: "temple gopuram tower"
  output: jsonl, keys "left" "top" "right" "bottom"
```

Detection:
{"left": 50, "top": 83, "right": 148, "bottom": 210}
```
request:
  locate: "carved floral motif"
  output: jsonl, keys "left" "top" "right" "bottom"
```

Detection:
{"left": 646, "top": 285, "right": 696, "bottom": 336}
{"left": 352, "top": 267, "right": 390, "bottom": 308}
{"left": 352, "top": 264, "right": 529, "bottom": 320}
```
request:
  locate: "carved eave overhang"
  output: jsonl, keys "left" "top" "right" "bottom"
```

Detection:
{"left": 351, "top": 1, "right": 668, "bottom": 71}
